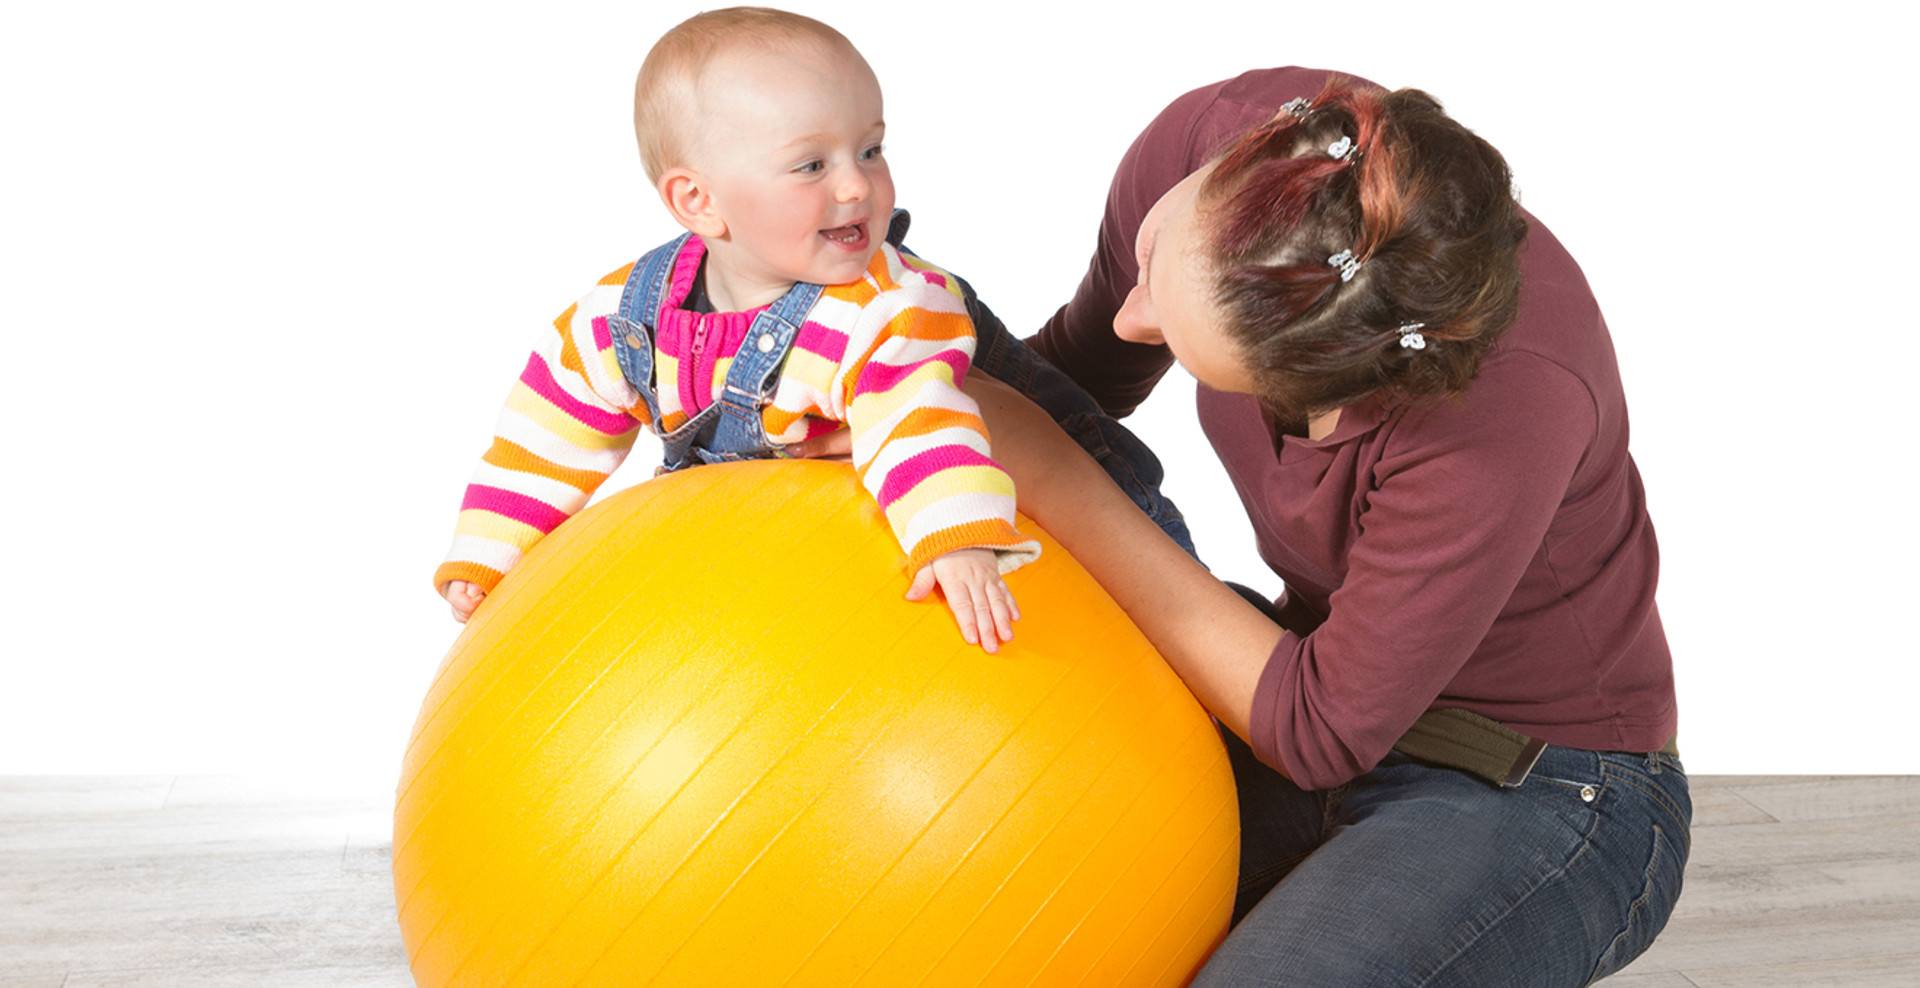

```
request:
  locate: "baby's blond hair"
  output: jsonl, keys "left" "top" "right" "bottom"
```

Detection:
{"left": 635, "top": 7, "right": 865, "bottom": 184}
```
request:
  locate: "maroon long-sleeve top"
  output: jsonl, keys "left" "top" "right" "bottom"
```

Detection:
{"left": 1031, "top": 68, "right": 1677, "bottom": 790}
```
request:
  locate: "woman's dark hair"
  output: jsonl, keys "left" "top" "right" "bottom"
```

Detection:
{"left": 1202, "top": 80, "right": 1528, "bottom": 422}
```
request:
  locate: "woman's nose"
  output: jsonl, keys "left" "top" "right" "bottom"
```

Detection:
{"left": 1112, "top": 285, "right": 1163, "bottom": 345}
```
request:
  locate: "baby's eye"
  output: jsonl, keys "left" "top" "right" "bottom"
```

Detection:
{"left": 860, "top": 144, "right": 885, "bottom": 161}
{"left": 794, "top": 159, "right": 824, "bottom": 174}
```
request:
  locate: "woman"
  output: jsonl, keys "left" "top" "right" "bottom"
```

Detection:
{"left": 997, "top": 67, "right": 1684, "bottom": 985}
{"left": 807, "top": 66, "right": 1687, "bottom": 985}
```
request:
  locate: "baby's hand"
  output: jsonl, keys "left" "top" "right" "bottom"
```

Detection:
{"left": 905, "top": 548, "right": 1020, "bottom": 654}
{"left": 443, "top": 580, "right": 487, "bottom": 624}
{"left": 782, "top": 424, "right": 853, "bottom": 462}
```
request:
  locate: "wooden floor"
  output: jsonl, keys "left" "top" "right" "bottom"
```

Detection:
{"left": 3, "top": 775, "right": 1916, "bottom": 987}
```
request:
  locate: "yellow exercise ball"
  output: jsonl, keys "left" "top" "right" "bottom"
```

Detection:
{"left": 393, "top": 460, "right": 1237, "bottom": 987}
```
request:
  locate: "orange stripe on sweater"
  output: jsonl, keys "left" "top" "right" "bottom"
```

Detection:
{"left": 886, "top": 307, "right": 974, "bottom": 342}
{"left": 480, "top": 438, "right": 609, "bottom": 492}
{"left": 553, "top": 305, "right": 589, "bottom": 380}
{"left": 433, "top": 560, "right": 505, "bottom": 594}
{"left": 906, "top": 517, "right": 1034, "bottom": 575}
{"left": 762, "top": 405, "right": 804, "bottom": 438}
{"left": 883, "top": 405, "right": 990, "bottom": 443}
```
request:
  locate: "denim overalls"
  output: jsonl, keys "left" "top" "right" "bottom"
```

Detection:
{"left": 600, "top": 211, "right": 1196, "bottom": 557}
{"left": 604, "top": 231, "right": 823, "bottom": 473}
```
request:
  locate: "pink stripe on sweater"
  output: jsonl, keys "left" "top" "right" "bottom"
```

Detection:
{"left": 793, "top": 320, "right": 849, "bottom": 364}
{"left": 875, "top": 446, "right": 998, "bottom": 508}
{"left": 461, "top": 485, "right": 570, "bottom": 533}
{"left": 857, "top": 350, "right": 969, "bottom": 400}
{"left": 519, "top": 353, "right": 633, "bottom": 435}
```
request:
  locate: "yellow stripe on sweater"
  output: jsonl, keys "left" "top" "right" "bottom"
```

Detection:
{"left": 881, "top": 464, "right": 1018, "bottom": 532}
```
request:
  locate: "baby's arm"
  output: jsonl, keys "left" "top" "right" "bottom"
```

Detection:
{"left": 434, "top": 275, "right": 648, "bottom": 618}
{"left": 905, "top": 548, "right": 1020, "bottom": 654}
{"left": 805, "top": 250, "right": 1039, "bottom": 648}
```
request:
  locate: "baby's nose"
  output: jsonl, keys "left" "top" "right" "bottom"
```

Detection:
{"left": 835, "top": 168, "right": 871, "bottom": 202}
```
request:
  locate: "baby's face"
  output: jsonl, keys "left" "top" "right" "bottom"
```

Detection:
{"left": 689, "top": 42, "right": 895, "bottom": 292}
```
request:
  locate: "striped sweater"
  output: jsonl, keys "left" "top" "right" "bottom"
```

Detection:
{"left": 435, "top": 237, "right": 1040, "bottom": 595}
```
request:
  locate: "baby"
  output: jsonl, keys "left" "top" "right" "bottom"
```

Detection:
{"left": 435, "top": 7, "right": 1039, "bottom": 651}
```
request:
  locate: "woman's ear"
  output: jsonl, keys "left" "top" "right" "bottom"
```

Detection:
{"left": 658, "top": 167, "right": 727, "bottom": 239}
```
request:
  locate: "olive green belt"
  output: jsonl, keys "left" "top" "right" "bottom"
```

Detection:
{"left": 1393, "top": 708, "right": 1680, "bottom": 788}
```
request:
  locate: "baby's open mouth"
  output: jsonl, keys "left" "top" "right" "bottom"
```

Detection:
{"left": 821, "top": 222, "right": 867, "bottom": 246}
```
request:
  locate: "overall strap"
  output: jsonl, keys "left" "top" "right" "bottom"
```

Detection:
{"left": 607, "top": 233, "right": 695, "bottom": 401}
{"left": 620, "top": 232, "right": 692, "bottom": 327}
{"left": 714, "top": 280, "right": 823, "bottom": 425}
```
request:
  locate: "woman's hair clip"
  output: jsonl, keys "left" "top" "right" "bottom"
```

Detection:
{"left": 1397, "top": 321, "right": 1428, "bottom": 350}
{"left": 1328, "top": 135, "right": 1357, "bottom": 161}
{"left": 1280, "top": 97, "right": 1312, "bottom": 117}
{"left": 1328, "top": 249, "right": 1362, "bottom": 283}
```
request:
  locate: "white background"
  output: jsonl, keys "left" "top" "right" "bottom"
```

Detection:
{"left": 3, "top": 1, "right": 1912, "bottom": 794}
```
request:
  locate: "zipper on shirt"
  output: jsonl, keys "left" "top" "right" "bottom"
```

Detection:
{"left": 687, "top": 316, "right": 714, "bottom": 411}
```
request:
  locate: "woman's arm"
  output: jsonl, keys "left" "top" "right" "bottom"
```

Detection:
{"left": 788, "top": 352, "right": 1284, "bottom": 751}
{"left": 965, "top": 374, "right": 1280, "bottom": 747}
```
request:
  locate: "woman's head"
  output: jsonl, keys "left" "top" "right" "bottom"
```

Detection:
{"left": 1116, "top": 80, "right": 1527, "bottom": 427}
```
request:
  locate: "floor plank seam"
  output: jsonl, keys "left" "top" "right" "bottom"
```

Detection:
{"left": 1722, "top": 790, "right": 1780, "bottom": 825}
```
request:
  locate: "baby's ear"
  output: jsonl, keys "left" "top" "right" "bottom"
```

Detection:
{"left": 658, "top": 168, "right": 726, "bottom": 239}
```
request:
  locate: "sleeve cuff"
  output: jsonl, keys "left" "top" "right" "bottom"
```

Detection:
{"left": 433, "top": 560, "right": 504, "bottom": 597}
{"left": 1246, "top": 631, "right": 1297, "bottom": 777}
{"left": 905, "top": 519, "right": 1043, "bottom": 576}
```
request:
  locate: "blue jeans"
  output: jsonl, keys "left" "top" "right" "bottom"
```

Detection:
{"left": 959, "top": 286, "right": 1198, "bottom": 559}
{"left": 1197, "top": 729, "right": 1691, "bottom": 987}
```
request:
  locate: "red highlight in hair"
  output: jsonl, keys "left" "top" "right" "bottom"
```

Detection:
{"left": 1195, "top": 79, "right": 1528, "bottom": 417}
